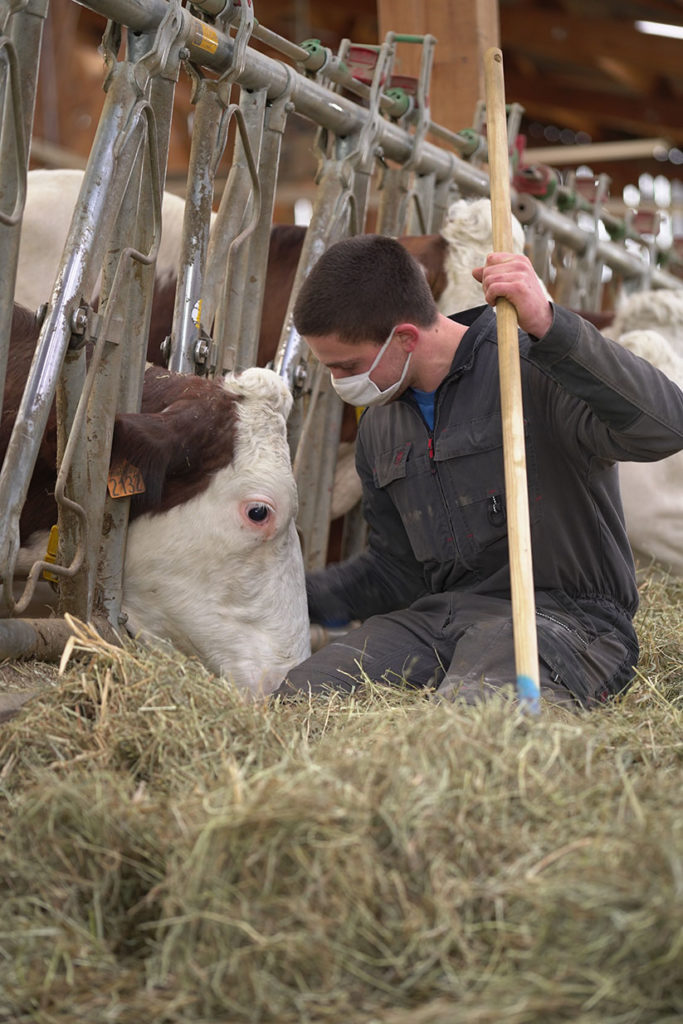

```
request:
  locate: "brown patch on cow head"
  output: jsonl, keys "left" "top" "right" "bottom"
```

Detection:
{"left": 112, "top": 366, "right": 239, "bottom": 520}
{"left": 398, "top": 234, "right": 449, "bottom": 302}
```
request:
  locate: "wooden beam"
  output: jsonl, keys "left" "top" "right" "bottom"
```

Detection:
{"left": 376, "top": 0, "right": 500, "bottom": 134}
{"left": 595, "top": 56, "right": 656, "bottom": 95}
{"left": 524, "top": 137, "right": 671, "bottom": 165}
{"left": 500, "top": 7, "right": 683, "bottom": 80}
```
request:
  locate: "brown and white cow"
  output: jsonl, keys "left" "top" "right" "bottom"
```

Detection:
{"left": 16, "top": 168, "right": 451, "bottom": 532}
{"left": 1, "top": 304, "right": 310, "bottom": 695}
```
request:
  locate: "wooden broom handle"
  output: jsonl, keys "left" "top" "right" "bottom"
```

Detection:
{"left": 484, "top": 46, "right": 540, "bottom": 712}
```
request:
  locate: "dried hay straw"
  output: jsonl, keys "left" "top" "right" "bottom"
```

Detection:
{"left": 0, "top": 569, "right": 681, "bottom": 1023}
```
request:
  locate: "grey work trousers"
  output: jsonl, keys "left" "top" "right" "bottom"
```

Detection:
{"left": 274, "top": 590, "right": 639, "bottom": 709}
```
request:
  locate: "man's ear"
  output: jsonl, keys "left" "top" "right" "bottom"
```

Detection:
{"left": 393, "top": 323, "right": 420, "bottom": 352}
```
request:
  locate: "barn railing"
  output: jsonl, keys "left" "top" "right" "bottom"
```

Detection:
{"left": 0, "top": 0, "right": 681, "bottom": 657}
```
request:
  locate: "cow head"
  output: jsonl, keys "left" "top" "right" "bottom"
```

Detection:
{"left": 118, "top": 366, "right": 310, "bottom": 697}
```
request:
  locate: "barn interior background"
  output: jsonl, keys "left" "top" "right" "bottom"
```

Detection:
{"left": 32, "top": 0, "right": 683, "bottom": 260}
{"left": 2, "top": 6, "right": 683, "bottom": 1017}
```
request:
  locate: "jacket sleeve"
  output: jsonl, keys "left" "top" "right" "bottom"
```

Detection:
{"left": 526, "top": 305, "right": 683, "bottom": 462}
{"left": 306, "top": 423, "right": 428, "bottom": 625}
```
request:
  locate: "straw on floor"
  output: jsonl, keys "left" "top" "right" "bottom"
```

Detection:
{"left": 0, "top": 569, "right": 681, "bottom": 1023}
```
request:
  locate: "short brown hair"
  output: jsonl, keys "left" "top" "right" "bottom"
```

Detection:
{"left": 293, "top": 234, "right": 438, "bottom": 344}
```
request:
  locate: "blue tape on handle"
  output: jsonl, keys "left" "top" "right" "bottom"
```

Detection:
{"left": 517, "top": 674, "right": 541, "bottom": 715}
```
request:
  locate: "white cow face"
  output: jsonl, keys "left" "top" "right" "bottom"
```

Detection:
{"left": 121, "top": 368, "right": 311, "bottom": 696}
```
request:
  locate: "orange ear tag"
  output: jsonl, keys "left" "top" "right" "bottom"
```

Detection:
{"left": 107, "top": 458, "right": 146, "bottom": 499}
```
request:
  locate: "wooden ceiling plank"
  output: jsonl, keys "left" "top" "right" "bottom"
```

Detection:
{"left": 504, "top": 68, "right": 683, "bottom": 142}
{"left": 595, "top": 56, "right": 656, "bottom": 94}
{"left": 500, "top": 7, "right": 683, "bottom": 79}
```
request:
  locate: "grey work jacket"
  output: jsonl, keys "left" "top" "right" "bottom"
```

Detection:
{"left": 308, "top": 304, "right": 683, "bottom": 626}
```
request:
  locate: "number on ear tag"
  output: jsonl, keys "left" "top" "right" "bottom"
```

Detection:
{"left": 107, "top": 459, "right": 146, "bottom": 499}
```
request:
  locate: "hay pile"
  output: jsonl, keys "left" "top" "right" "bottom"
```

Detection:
{"left": 0, "top": 572, "right": 681, "bottom": 1023}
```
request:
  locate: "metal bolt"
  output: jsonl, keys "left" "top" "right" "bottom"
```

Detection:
{"left": 292, "top": 361, "right": 308, "bottom": 391}
{"left": 71, "top": 306, "right": 88, "bottom": 334}
{"left": 194, "top": 337, "right": 209, "bottom": 364}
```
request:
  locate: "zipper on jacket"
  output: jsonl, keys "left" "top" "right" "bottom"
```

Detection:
{"left": 536, "top": 610, "right": 590, "bottom": 648}
{"left": 487, "top": 493, "right": 506, "bottom": 527}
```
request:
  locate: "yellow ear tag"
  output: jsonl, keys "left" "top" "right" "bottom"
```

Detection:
{"left": 42, "top": 524, "right": 60, "bottom": 584}
{"left": 107, "top": 458, "right": 146, "bottom": 499}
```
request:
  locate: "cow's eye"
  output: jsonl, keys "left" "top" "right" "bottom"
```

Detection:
{"left": 246, "top": 502, "right": 271, "bottom": 523}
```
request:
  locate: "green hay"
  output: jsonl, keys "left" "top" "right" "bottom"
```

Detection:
{"left": 0, "top": 571, "right": 681, "bottom": 1023}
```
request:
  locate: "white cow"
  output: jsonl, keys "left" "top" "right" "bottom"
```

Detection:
{"left": 610, "top": 288, "right": 683, "bottom": 356}
{"left": 3, "top": 305, "right": 310, "bottom": 696}
{"left": 607, "top": 314, "right": 683, "bottom": 577}
{"left": 436, "top": 196, "right": 551, "bottom": 314}
{"left": 16, "top": 168, "right": 188, "bottom": 311}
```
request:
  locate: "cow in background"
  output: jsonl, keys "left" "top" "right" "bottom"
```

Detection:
{"left": 437, "top": 196, "right": 527, "bottom": 312}
{"left": 2, "top": 304, "right": 310, "bottom": 695}
{"left": 601, "top": 291, "right": 683, "bottom": 577}
{"left": 610, "top": 288, "right": 683, "bottom": 356}
{"left": 16, "top": 168, "right": 451, "bottom": 361}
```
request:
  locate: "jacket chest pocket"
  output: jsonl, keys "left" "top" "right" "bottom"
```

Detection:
{"left": 373, "top": 441, "right": 455, "bottom": 562}
{"left": 372, "top": 418, "right": 542, "bottom": 568}
{"left": 433, "top": 416, "right": 542, "bottom": 560}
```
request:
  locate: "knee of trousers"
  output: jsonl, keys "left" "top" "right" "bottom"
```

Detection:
{"left": 273, "top": 642, "right": 369, "bottom": 698}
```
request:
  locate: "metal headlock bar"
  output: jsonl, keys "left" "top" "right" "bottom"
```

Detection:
{"left": 75, "top": 0, "right": 683, "bottom": 295}
{"left": 0, "top": 3, "right": 180, "bottom": 631}
{"left": 513, "top": 193, "right": 683, "bottom": 294}
{"left": 0, "top": 0, "right": 682, "bottom": 660}
{"left": 0, "top": 0, "right": 48, "bottom": 427}
{"left": 77, "top": 0, "right": 487, "bottom": 199}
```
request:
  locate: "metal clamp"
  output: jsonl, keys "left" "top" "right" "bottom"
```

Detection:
{"left": 215, "top": 0, "right": 254, "bottom": 103}
{"left": 334, "top": 34, "right": 397, "bottom": 176}
{"left": 397, "top": 33, "right": 436, "bottom": 170}
{"left": 0, "top": 0, "right": 28, "bottom": 35}
{"left": 133, "top": 0, "right": 188, "bottom": 92}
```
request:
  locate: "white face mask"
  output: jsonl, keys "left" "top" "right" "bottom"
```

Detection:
{"left": 330, "top": 327, "right": 412, "bottom": 407}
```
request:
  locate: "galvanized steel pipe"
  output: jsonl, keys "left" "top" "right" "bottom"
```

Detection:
{"left": 513, "top": 193, "right": 683, "bottom": 289}
{"left": 77, "top": 0, "right": 488, "bottom": 194}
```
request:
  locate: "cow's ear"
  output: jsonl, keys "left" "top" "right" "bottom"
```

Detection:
{"left": 111, "top": 412, "right": 177, "bottom": 511}
{"left": 111, "top": 390, "right": 238, "bottom": 515}
{"left": 398, "top": 234, "right": 448, "bottom": 302}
